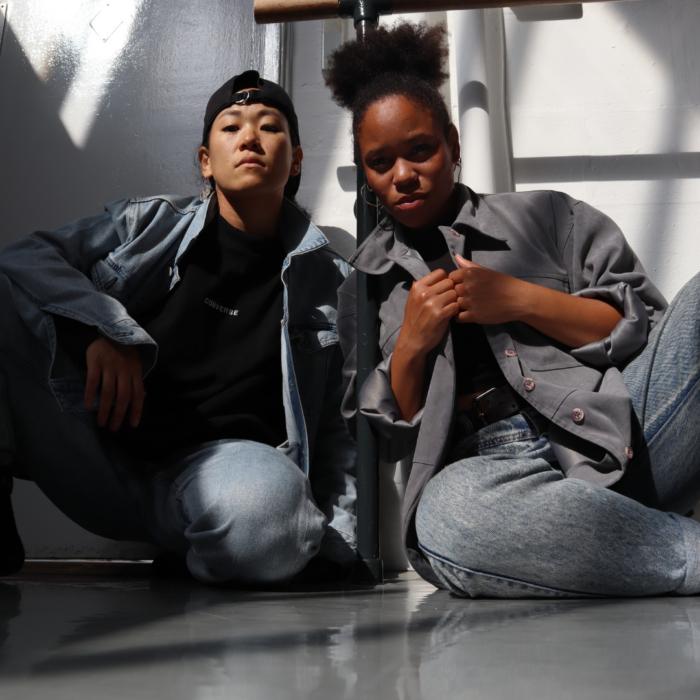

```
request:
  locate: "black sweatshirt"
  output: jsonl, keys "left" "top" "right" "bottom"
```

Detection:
{"left": 55, "top": 212, "right": 288, "bottom": 459}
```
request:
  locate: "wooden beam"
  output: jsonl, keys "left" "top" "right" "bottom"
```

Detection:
{"left": 255, "top": 0, "right": 637, "bottom": 25}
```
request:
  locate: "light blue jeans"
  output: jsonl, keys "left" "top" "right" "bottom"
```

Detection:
{"left": 416, "top": 271, "right": 700, "bottom": 598}
{"left": 0, "top": 283, "right": 326, "bottom": 585}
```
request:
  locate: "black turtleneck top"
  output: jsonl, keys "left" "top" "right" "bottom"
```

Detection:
{"left": 402, "top": 227, "right": 505, "bottom": 397}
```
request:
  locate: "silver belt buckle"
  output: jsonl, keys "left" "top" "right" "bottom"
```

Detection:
{"left": 473, "top": 387, "right": 498, "bottom": 427}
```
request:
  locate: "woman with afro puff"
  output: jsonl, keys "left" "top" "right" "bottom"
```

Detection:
{"left": 326, "top": 21, "right": 700, "bottom": 598}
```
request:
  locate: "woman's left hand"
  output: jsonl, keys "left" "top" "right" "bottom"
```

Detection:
{"left": 449, "top": 254, "right": 526, "bottom": 325}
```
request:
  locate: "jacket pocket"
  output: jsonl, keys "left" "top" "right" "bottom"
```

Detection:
{"left": 291, "top": 324, "right": 338, "bottom": 354}
{"left": 290, "top": 324, "right": 338, "bottom": 417}
{"left": 513, "top": 339, "right": 603, "bottom": 392}
{"left": 513, "top": 340, "right": 584, "bottom": 371}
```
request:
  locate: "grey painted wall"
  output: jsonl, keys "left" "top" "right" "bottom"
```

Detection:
{"left": 0, "top": 0, "right": 278, "bottom": 243}
{"left": 0, "top": 0, "right": 280, "bottom": 558}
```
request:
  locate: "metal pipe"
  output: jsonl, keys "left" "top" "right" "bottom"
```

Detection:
{"left": 255, "top": 0, "right": 638, "bottom": 25}
{"left": 354, "top": 167, "right": 382, "bottom": 584}
{"left": 351, "top": 7, "right": 383, "bottom": 585}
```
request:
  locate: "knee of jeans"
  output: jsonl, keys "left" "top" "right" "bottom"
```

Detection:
{"left": 415, "top": 467, "right": 484, "bottom": 557}
{"left": 184, "top": 458, "right": 326, "bottom": 584}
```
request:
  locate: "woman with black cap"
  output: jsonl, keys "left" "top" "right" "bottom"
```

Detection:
{"left": 0, "top": 71, "right": 357, "bottom": 584}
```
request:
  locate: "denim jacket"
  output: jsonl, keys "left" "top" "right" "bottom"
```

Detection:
{"left": 338, "top": 185, "right": 667, "bottom": 584}
{"left": 0, "top": 194, "right": 357, "bottom": 564}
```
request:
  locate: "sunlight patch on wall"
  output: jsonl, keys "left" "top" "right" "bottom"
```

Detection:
{"left": 59, "top": 2, "right": 144, "bottom": 148}
{"left": 8, "top": 0, "right": 145, "bottom": 148}
{"left": 506, "top": 3, "right": 675, "bottom": 158}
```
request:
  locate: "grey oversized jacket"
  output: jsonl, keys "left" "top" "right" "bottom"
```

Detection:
{"left": 337, "top": 185, "right": 667, "bottom": 585}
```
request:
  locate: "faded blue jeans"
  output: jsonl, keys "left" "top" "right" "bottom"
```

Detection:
{"left": 0, "top": 281, "right": 326, "bottom": 585}
{"left": 416, "top": 271, "right": 700, "bottom": 598}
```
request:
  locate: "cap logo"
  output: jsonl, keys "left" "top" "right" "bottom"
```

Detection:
{"left": 232, "top": 90, "right": 253, "bottom": 105}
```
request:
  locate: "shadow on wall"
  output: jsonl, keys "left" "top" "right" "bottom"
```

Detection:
{"left": 511, "top": 5, "right": 583, "bottom": 22}
{"left": 505, "top": 0, "right": 700, "bottom": 299}
{"left": 0, "top": 0, "right": 275, "bottom": 560}
{"left": 0, "top": 0, "right": 270, "bottom": 249}
{"left": 515, "top": 152, "right": 700, "bottom": 183}
{"left": 317, "top": 226, "right": 356, "bottom": 261}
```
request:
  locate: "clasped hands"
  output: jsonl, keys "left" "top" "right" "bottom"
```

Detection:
{"left": 397, "top": 254, "right": 528, "bottom": 359}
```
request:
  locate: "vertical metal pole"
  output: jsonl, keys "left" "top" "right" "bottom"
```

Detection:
{"left": 354, "top": 166, "right": 382, "bottom": 584}
{"left": 353, "top": 16, "right": 383, "bottom": 585}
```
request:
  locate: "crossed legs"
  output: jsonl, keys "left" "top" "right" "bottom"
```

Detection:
{"left": 417, "top": 271, "right": 700, "bottom": 598}
{"left": 0, "top": 274, "right": 324, "bottom": 584}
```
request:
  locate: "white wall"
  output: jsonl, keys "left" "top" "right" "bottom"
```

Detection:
{"left": 294, "top": 0, "right": 700, "bottom": 307}
{"left": 506, "top": 0, "right": 700, "bottom": 301}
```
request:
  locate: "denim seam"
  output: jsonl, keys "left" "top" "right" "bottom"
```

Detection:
{"left": 129, "top": 195, "right": 199, "bottom": 216}
{"left": 288, "top": 485, "right": 313, "bottom": 577}
{"left": 669, "top": 513, "right": 700, "bottom": 595}
{"left": 637, "top": 293, "right": 678, "bottom": 427}
{"left": 470, "top": 428, "right": 537, "bottom": 451}
{"left": 450, "top": 428, "right": 538, "bottom": 461}
{"left": 645, "top": 370, "right": 700, "bottom": 450}
{"left": 419, "top": 543, "right": 604, "bottom": 598}
{"left": 327, "top": 521, "right": 357, "bottom": 543}
{"left": 174, "top": 489, "right": 193, "bottom": 547}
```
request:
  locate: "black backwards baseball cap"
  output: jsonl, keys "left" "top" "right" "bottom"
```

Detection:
{"left": 203, "top": 70, "right": 301, "bottom": 197}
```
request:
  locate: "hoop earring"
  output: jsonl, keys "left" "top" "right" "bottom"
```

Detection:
{"left": 361, "top": 183, "right": 379, "bottom": 208}
{"left": 454, "top": 158, "right": 462, "bottom": 184}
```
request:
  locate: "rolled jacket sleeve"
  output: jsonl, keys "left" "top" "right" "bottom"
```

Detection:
{"left": 337, "top": 272, "right": 421, "bottom": 464}
{"left": 0, "top": 205, "right": 163, "bottom": 403}
{"left": 560, "top": 196, "right": 668, "bottom": 367}
{"left": 358, "top": 353, "right": 423, "bottom": 463}
{"left": 570, "top": 282, "right": 653, "bottom": 366}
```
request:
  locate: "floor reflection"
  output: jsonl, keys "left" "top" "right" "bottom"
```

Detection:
{"left": 1, "top": 573, "right": 700, "bottom": 699}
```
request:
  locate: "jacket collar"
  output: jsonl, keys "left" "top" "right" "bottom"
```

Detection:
{"left": 174, "top": 194, "right": 329, "bottom": 272}
{"left": 278, "top": 198, "right": 329, "bottom": 258}
{"left": 349, "top": 185, "right": 507, "bottom": 278}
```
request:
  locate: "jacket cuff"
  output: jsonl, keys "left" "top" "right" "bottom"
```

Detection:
{"left": 358, "top": 353, "right": 424, "bottom": 439}
{"left": 52, "top": 314, "right": 100, "bottom": 369}
{"left": 570, "top": 282, "right": 650, "bottom": 367}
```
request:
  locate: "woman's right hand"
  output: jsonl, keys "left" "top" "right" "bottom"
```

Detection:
{"left": 395, "top": 269, "right": 459, "bottom": 360}
{"left": 84, "top": 336, "right": 146, "bottom": 431}
{"left": 390, "top": 270, "right": 459, "bottom": 422}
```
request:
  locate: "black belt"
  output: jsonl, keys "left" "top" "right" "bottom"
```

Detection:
{"left": 460, "top": 385, "right": 523, "bottom": 430}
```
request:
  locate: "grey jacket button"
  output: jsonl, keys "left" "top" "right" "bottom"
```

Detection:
{"left": 523, "top": 378, "right": 535, "bottom": 392}
{"left": 505, "top": 349, "right": 517, "bottom": 357}
{"left": 572, "top": 408, "right": 585, "bottom": 424}
{"left": 625, "top": 446, "right": 634, "bottom": 460}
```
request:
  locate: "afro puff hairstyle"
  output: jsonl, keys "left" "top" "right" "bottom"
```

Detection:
{"left": 324, "top": 21, "right": 452, "bottom": 148}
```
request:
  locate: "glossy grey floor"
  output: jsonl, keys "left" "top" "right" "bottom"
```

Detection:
{"left": 2, "top": 571, "right": 700, "bottom": 700}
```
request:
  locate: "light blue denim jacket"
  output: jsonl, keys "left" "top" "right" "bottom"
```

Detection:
{"left": 0, "top": 193, "right": 357, "bottom": 563}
